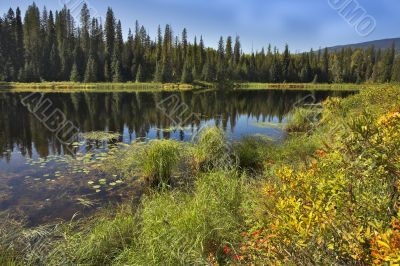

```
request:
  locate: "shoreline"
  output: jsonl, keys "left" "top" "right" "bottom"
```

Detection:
{"left": 0, "top": 81, "right": 379, "bottom": 93}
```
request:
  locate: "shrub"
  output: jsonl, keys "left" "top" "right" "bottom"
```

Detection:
{"left": 236, "top": 86, "right": 400, "bottom": 265}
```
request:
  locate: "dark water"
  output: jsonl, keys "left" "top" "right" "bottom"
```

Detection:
{"left": 0, "top": 89, "right": 353, "bottom": 225}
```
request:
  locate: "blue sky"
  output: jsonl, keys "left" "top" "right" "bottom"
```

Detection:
{"left": 1, "top": 0, "right": 399, "bottom": 52}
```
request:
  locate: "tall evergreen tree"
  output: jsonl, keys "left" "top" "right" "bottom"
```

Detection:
{"left": 23, "top": 3, "right": 41, "bottom": 81}
{"left": 233, "top": 36, "right": 241, "bottom": 67}
{"left": 391, "top": 56, "right": 400, "bottom": 82}
{"left": 104, "top": 7, "right": 115, "bottom": 81}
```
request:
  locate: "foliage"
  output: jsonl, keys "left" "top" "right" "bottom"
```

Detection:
{"left": 236, "top": 85, "right": 400, "bottom": 264}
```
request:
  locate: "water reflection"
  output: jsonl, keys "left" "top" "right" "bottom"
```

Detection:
{"left": 0, "top": 89, "right": 350, "bottom": 161}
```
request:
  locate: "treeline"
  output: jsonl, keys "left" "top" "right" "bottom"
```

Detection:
{"left": 0, "top": 3, "right": 399, "bottom": 84}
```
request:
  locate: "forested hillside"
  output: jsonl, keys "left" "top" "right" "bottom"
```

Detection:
{"left": 0, "top": 3, "right": 399, "bottom": 84}
{"left": 325, "top": 38, "right": 400, "bottom": 53}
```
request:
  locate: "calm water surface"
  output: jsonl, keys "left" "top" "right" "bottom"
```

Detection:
{"left": 0, "top": 89, "right": 353, "bottom": 225}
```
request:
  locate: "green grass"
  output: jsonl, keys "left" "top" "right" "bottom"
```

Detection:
{"left": 116, "top": 171, "right": 244, "bottom": 265}
{"left": 140, "top": 140, "right": 182, "bottom": 187}
{"left": 236, "top": 82, "right": 385, "bottom": 91}
{"left": 0, "top": 81, "right": 209, "bottom": 92}
{"left": 193, "top": 127, "right": 232, "bottom": 171}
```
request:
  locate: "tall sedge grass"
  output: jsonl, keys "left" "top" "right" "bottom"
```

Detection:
{"left": 47, "top": 207, "right": 137, "bottom": 265}
{"left": 193, "top": 127, "right": 229, "bottom": 171}
{"left": 115, "top": 171, "right": 244, "bottom": 265}
{"left": 140, "top": 140, "right": 182, "bottom": 187}
{"left": 285, "top": 107, "right": 322, "bottom": 132}
{"left": 234, "top": 136, "right": 269, "bottom": 170}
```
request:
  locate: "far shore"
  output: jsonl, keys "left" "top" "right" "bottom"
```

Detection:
{"left": 0, "top": 81, "right": 385, "bottom": 93}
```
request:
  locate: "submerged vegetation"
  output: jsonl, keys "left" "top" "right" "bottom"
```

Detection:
{"left": 1, "top": 85, "right": 400, "bottom": 265}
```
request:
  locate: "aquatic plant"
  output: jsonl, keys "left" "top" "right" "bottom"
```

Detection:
{"left": 81, "top": 131, "right": 120, "bottom": 142}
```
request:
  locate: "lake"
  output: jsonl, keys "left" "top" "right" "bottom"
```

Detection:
{"left": 0, "top": 89, "right": 353, "bottom": 225}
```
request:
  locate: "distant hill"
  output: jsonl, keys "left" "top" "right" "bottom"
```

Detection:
{"left": 323, "top": 38, "right": 400, "bottom": 53}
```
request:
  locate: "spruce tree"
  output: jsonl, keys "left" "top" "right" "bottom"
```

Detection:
{"left": 282, "top": 44, "right": 290, "bottom": 82}
{"left": 70, "top": 62, "right": 81, "bottom": 82}
{"left": 112, "top": 54, "right": 123, "bottom": 82}
{"left": 225, "top": 36, "right": 233, "bottom": 67}
{"left": 15, "top": 8, "right": 24, "bottom": 76}
{"left": 383, "top": 42, "right": 395, "bottom": 82}
{"left": 23, "top": 3, "right": 41, "bottom": 81}
{"left": 233, "top": 36, "right": 241, "bottom": 66}
{"left": 135, "top": 64, "right": 143, "bottom": 82}
{"left": 391, "top": 56, "right": 400, "bottom": 82}
{"left": 153, "top": 61, "right": 162, "bottom": 82}
{"left": 84, "top": 54, "right": 97, "bottom": 82}
{"left": 104, "top": 7, "right": 115, "bottom": 81}
{"left": 181, "top": 59, "right": 193, "bottom": 83}
{"left": 80, "top": 3, "right": 90, "bottom": 58}
{"left": 216, "top": 36, "right": 226, "bottom": 82}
